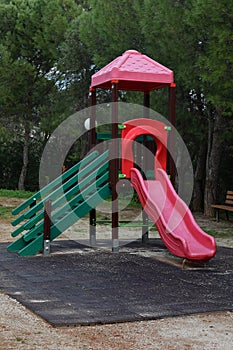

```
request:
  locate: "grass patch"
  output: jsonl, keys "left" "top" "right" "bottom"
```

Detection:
{"left": 15, "top": 337, "right": 23, "bottom": 342}
{"left": 202, "top": 228, "right": 232, "bottom": 238}
{"left": 105, "top": 193, "right": 141, "bottom": 207}
{"left": 0, "top": 189, "right": 35, "bottom": 199}
{"left": 0, "top": 206, "right": 14, "bottom": 220}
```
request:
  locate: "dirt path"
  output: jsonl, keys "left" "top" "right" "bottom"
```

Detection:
{"left": 0, "top": 198, "right": 233, "bottom": 349}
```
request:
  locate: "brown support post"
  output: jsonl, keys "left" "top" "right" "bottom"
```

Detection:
{"left": 43, "top": 199, "right": 52, "bottom": 256}
{"left": 143, "top": 92, "right": 150, "bottom": 174}
{"left": 142, "top": 91, "right": 150, "bottom": 243}
{"left": 144, "top": 91, "right": 150, "bottom": 116}
{"left": 30, "top": 197, "right": 37, "bottom": 210}
{"left": 168, "top": 83, "right": 176, "bottom": 186}
{"left": 89, "top": 87, "right": 96, "bottom": 149}
{"left": 29, "top": 198, "right": 37, "bottom": 228}
{"left": 111, "top": 81, "right": 119, "bottom": 252}
{"left": 89, "top": 87, "right": 97, "bottom": 246}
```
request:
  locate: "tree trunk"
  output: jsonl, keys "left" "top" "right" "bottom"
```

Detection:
{"left": 18, "top": 123, "right": 30, "bottom": 190}
{"left": 193, "top": 140, "right": 207, "bottom": 212}
{"left": 204, "top": 109, "right": 223, "bottom": 216}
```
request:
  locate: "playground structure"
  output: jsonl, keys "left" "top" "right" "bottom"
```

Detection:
{"left": 7, "top": 50, "right": 216, "bottom": 260}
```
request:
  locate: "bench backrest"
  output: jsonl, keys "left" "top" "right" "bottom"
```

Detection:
{"left": 225, "top": 191, "right": 233, "bottom": 206}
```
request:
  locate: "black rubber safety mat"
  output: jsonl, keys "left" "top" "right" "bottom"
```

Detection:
{"left": 0, "top": 240, "right": 233, "bottom": 326}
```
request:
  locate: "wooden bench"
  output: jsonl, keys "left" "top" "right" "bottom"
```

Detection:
{"left": 211, "top": 190, "right": 233, "bottom": 222}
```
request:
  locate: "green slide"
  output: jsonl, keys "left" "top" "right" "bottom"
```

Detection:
{"left": 7, "top": 150, "right": 111, "bottom": 256}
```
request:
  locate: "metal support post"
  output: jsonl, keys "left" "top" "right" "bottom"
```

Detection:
{"left": 89, "top": 208, "right": 96, "bottom": 246}
{"left": 111, "top": 81, "right": 119, "bottom": 252}
{"left": 89, "top": 87, "right": 97, "bottom": 245}
{"left": 142, "top": 91, "right": 150, "bottom": 242}
{"left": 29, "top": 198, "right": 37, "bottom": 228}
{"left": 43, "top": 199, "right": 52, "bottom": 256}
{"left": 30, "top": 197, "right": 37, "bottom": 210}
{"left": 168, "top": 83, "right": 176, "bottom": 186}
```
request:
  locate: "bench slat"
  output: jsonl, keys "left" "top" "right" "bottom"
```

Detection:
{"left": 211, "top": 204, "right": 233, "bottom": 211}
{"left": 212, "top": 192, "right": 233, "bottom": 221}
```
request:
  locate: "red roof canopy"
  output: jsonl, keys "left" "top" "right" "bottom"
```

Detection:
{"left": 91, "top": 50, "right": 174, "bottom": 92}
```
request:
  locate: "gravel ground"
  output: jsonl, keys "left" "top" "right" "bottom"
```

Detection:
{"left": 0, "top": 291, "right": 232, "bottom": 350}
{"left": 0, "top": 198, "right": 233, "bottom": 349}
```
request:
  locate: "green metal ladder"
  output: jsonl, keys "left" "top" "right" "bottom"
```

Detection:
{"left": 7, "top": 150, "right": 111, "bottom": 256}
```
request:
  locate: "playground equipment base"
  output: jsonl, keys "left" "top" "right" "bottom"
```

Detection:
{"left": 0, "top": 239, "right": 232, "bottom": 326}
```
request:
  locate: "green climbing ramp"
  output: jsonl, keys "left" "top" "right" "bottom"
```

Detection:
{"left": 7, "top": 149, "right": 111, "bottom": 256}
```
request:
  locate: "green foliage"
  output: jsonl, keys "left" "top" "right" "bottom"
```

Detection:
{"left": 77, "top": 0, "right": 233, "bottom": 212}
{"left": 79, "top": 0, "right": 144, "bottom": 67}
{"left": 0, "top": 0, "right": 232, "bottom": 212}
{"left": 0, "top": 0, "right": 80, "bottom": 190}
{"left": 187, "top": 0, "right": 233, "bottom": 111}
{"left": 0, "top": 0, "right": 79, "bottom": 115}
{"left": 0, "top": 130, "right": 44, "bottom": 190}
{"left": 0, "top": 127, "right": 22, "bottom": 189}
{"left": 58, "top": 15, "right": 94, "bottom": 110}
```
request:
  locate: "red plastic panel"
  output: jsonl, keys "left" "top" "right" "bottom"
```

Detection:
{"left": 130, "top": 167, "right": 216, "bottom": 261}
{"left": 121, "top": 118, "right": 168, "bottom": 178}
{"left": 91, "top": 50, "right": 174, "bottom": 91}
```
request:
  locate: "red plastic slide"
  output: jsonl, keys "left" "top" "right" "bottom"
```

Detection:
{"left": 130, "top": 168, "right": 216, "bottom": 261}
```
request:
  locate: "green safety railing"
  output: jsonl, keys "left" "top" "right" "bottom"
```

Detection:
{"left": 7, "top": 149, "right": 111, "bottom": 256}
{"left": 12, "top": 150, "right": 100, "bottom": 219}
